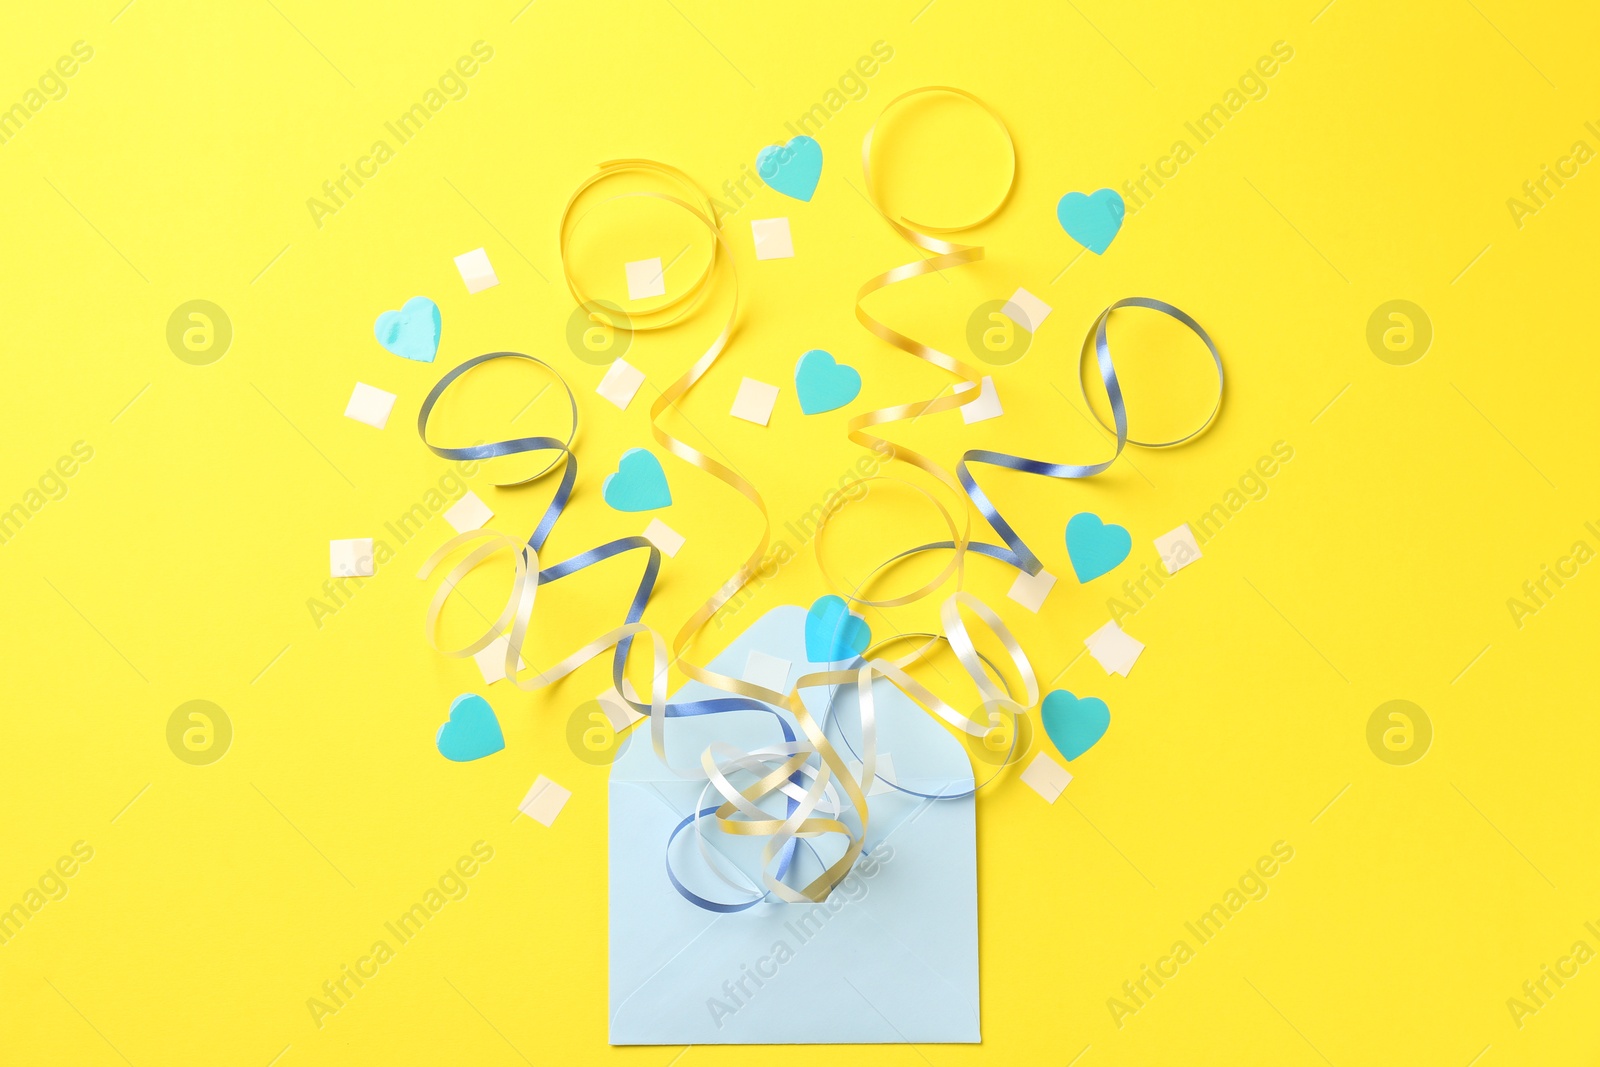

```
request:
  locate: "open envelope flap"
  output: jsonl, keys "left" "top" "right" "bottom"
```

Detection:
{"left": 609, "top": 605, "right": 977, "bottom": 785}
{"left": 609, "top": 604, "right": 980, "bottom": 1044}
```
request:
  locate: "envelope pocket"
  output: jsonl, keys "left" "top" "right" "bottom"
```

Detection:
{"left": 609, "top": 783, "right": 978, "bottom": 1044}
{"left": 608, "top": 605, "right": 980, "bottom": 1045}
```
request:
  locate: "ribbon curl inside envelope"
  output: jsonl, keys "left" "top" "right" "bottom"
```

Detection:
{"left": 610, "top": 604, "right": 983, "bottom": 1044}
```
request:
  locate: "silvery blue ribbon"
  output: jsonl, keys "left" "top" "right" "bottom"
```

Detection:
{"left": 880, "top": 297, "right": 1225, "bottom": 577}
{"left": 418, "top": 350, "right": 808, "bottom": 910}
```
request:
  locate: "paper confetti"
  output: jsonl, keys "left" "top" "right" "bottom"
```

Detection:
{"left": 1001, "top": 287, "right": 1052, "bottom": 332}
{"left": 596, "top": 358, "right": 647, "bottom": 411}
{"left": 751, "top": 217, "right": 795, "bottom": 260}
{"left": 472, "top": 634, "right": 525, "bottom": 685}
{"left": 731, "top": 377, "right": 780, "bottom": 426}
{"left": 1154, "top": 523, "right": 1202, "bottom": 575}
{"left": 344, "top": 382, "right": 397, "bottom": 430}
{"left": 518, "top": 775, "right": 571, "bottom": 827}
{"left": 329, "top": 538, "right": 375, "bottom": 578}
{"left": 743, "top": 650, "right": 792, "bottom": 694}
{"left": 443, "top": 491, "right": 493, "bottom": 533}
{"left": 642, "top": 518, "right": 685, "bottom": 557}
{"left": 1007, "top": 568, "right": 1057, "bottom": 613}
{"left": 624, "top": 257, "right": 666, "bottom": 300}
{"left": 599, "top": 689, "right": 645, "bottom": 731}
{"left": 1085, "top": 620, "right": 1144, "bottom": 677}
{"left": 454, "top": 247, "right": 499, "bottom": 293}
{"left": 956, "top": 376, "right": 1003, "bottom": 424}
{"left": 1019, "top": 751, "right": 1072, "bottom": 803}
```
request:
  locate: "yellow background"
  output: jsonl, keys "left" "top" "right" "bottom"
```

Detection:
{"left": 2, "top": 0, "right": 1597, "bottom": 1063}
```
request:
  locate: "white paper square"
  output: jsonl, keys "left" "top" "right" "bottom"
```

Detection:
{"left": 1085, "top": 619, "right": 1145, "bottom": 677}
{"left": 642, "top": 518, "right": 686, "bottom": 558}
{"left": 625, "top": 258, "right": 666, "bottom": 301}
{"left": 1020, "top": 751, "right": 1072, "bottom": 803}
{"left": 731, "top": 377, "right": 780, "bottom": 425}
{"left": 329, "top": 538, "right": 375, "bottom": 578}
{"left": 847, "top": 753, "right": 897, "bottom": 797}
{"left": 1007, "top": 568, "right": 1057, "bottom": 613}
{"left": 598, "top": 689, "right": 645, "bottom": 731}
{"left": 444, "top": 491, "right": 493, "bottom": 534}
{"left": 454, "top": 247, "right": 499, "bottom": 293}
{"left": 751, "top": 217, "right": 795, "bottom": 260}
{"left": 1154, "top": 523, "right": 1203, "bottom": 575}
{"left": 1000, "top": 287, "right": 1052, "bottom": 332}
{"left": 956, "top": 376, "right": 1003, "bottom": 424}
{"left": 344, "top": 382, "right": 397, "bottom": 430}
{"left": 518, "top": 775, "right": 571, "bottom": 827}
{"left": 473, "top": 634, "right": 525, "bottom": 685}
{"left": 596, "top": 358, "right": 647, "bottom": 411}
{"left": 743, "top": 650, "right": 792, "bottom": 694}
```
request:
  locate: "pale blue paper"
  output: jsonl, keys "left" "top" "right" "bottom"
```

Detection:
{"left": 609, "top": 605, "right": 979, "bottom": 1044}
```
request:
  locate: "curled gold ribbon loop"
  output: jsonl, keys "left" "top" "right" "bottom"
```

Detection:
{"left": 815, "top": 87, "right": 1024, "bottom": 612}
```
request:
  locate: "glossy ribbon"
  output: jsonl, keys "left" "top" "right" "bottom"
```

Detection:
{"left": 819, "top": 86, "right": 1226, "bottom": 595}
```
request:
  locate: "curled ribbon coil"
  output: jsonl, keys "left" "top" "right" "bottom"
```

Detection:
{"left": 819, "top": 86, "right": 1225, "bottom": 592}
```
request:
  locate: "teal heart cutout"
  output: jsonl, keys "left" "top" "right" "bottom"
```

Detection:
{"left": 804, "top": 595, "right": 870, "bottom": 662}
{"left": 1065, "top": 512, "right": 1131, "bottom": 583}
{"left": 1056, "top": 189, "right": 1125, "bottom": 255}
{"left": 603, "top": 448, "right": 672, "bottom": 512}
{"left": 374, "top": 296, "right": 441, "bottom": 362}
{"left": 794, "top": 350, "right": 861, "bottom": 415}
{"left": 436, "top": 693, "right": 505, "bottom": 762}
{"left": 1041, "top": 690, "right": 1110, "bottom": 761}
{"left": 756, "top": 136, "right": 823, "bottom": 202}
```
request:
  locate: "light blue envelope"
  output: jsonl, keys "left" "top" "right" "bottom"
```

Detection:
{"left": 609, "top": 605, "right": 980, "bottom": 1044}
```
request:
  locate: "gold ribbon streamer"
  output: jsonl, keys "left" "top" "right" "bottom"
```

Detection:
{"left": 815, "top": 87, "right": 1020, "bottom": 611}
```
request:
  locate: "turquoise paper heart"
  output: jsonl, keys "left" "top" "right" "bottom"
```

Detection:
{"left": 794, "top": 350, "right": 861, "bottom": 415}
{"left": 1041, "top": 690, "right": 1110, "bottom": 761}
{"left": 435, "top": 694, "right": 505, "bottom": 762}
{"left": 804, "top": 595, "right": 870, "bottom": 662}
{"left": 603, "top": 449, "right": 672, "bottom": 512}
{"left": 1065, "top": 512, "right": 1131, "bottom": 583}
{"left": 374, "top": 296, "right": 441, "bottom": 362}
{"left": 756, "top": 136, "right": 823, "bottom": 202}
{"left": 1056, "top": 189, "right": 1125, "bottom": 255}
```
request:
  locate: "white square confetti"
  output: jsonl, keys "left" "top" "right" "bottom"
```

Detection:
{"left": 751, "top": 217, "right": 795, "bottom": 260}
{"left": 956, "top": 376, "right": 1003, "bottom": 424}
{"left": 344, "top": 382, "right": 396, "bottom": 430}
{"left": 518, "top": 775, "right": 571, "bottom": 827}
{"left": 453, "top": 247, "right": 499, "bottom": 293}
{"left": 1007, "top": 568, "right": 1057, "bottom": 613}
{"left": 329, "top": 538, "right": 375, "bottom": 578}
{"left": 731, "top": 377, "right": 780, "bottom": 426}
{"left": 846, "top": 753, "right": 898, "bottom": 797}
{"left": 642, "top": 518, "right": 686, "bottom": 558}
{"left": 1000, "top": 287, "right": 1052, "bottom": 332}
{"left": 743, "top": 650, "right": 792, "bottom": 694}
{"left": 444, "top": 491, "right": 493, "bottom": 533}
{"left": 1085, "top": 619, "right": 1145, "bottom": 677}
{"left": 473, "top": 634, "right": 525, "bottom": 685}
{"left": 1154, "top": 523, "right": 1203, "bottom": 575}
{"left": 624, "top": 257, "right": 666, "bottom": 301}
{"left": 599, "top": 689, "right": 645, "bottom": 731}
{"left": 1020, "top": 752, "right": 1072, "bottom": 803}
{"left": 596, "top": 358, "right": 647, "bottom": 411}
